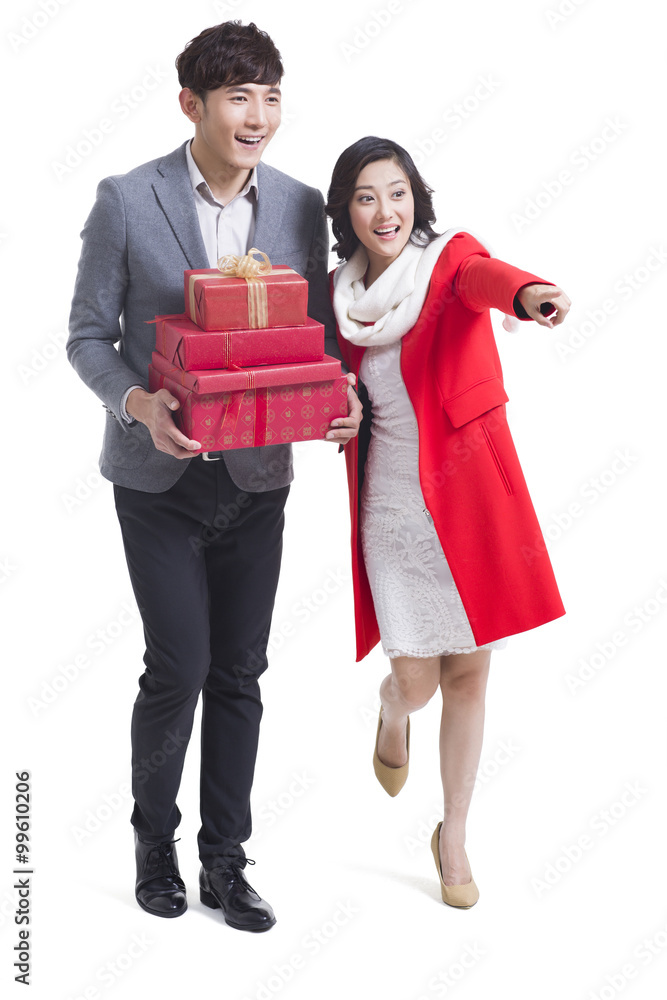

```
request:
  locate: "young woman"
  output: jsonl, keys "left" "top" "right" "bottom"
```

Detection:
{"left": 326, "top": 137, "right": 569, "bottom": 908}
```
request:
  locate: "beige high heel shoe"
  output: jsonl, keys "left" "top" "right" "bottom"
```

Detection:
{"left": 372, "top": 708, "right": 410, "bottom": 797}
{"left": 431, "top": 823, "right": 479, "bottom": 908}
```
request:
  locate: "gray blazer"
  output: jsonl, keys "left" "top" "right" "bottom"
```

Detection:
{"left": 67, "top": 142, "right": 338, "bottom": 493}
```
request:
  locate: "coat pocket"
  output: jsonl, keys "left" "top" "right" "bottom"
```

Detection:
{"left": 442, "top": 377, "right": 515, "bottom": 496}
{"left": 441, "top": 376, "right": 509, "bottom": 428}
{"left": 479, "top": 421, "right": 513, "bottom": 495}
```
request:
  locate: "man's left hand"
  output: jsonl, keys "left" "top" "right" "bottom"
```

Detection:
{"left": 325, "top": 373, "right": 362, "bottom": 445}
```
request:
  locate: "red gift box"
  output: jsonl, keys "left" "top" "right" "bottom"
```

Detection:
{"left": 184, "top": 266, "right": 308, "bottom": 331}
{"left": 148, "top": 351, "right": 348, "bottom": 453}
{"left": 154, "top": 313, "right": 325, "bottom": 371}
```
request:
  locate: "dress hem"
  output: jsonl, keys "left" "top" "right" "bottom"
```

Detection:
{"left": 383, "top": 639, "right": 508, "bottom": 658}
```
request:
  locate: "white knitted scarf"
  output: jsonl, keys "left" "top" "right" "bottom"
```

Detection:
{"left": 332, "top": 227, "right": 518, "bottom": 346}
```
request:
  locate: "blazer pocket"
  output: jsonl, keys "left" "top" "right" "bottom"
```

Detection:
{"left": 103, "top": 415, "right": 153, "bottom": 470}
{"left": 441, "top": 376, "right": 509, "bottom": 428}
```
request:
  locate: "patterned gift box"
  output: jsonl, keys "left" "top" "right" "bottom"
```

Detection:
{"left": 154, "top": 313, "right": 324, "bottom": 371}
{"left": 148, "top": 351, "right": 348, "bottom": 453}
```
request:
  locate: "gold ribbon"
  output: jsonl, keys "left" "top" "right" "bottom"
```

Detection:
{"left": 187, "top": 249, "right": 275, "bottom": 330}
{"left": 218, "top": 249, "right": 272, "bottom": 329}
{"left": 217, "top": 248, "right": 272, "bottom": 280}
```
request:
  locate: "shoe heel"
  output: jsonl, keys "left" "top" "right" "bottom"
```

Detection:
{"left": 200, "top": 887, "right": 220, "bottom": 909}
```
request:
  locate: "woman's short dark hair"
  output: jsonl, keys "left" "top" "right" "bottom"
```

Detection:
{"left": 325, "top": 136, "right": 439, "bottom": 261}
{"left": 176, "top": 21, "right": 283, "bottom": 99}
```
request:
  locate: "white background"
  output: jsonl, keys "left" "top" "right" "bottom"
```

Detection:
{"left": 3, "top": 0, "right": 667, "bottom": 997}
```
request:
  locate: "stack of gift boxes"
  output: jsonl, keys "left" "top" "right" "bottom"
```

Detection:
{"left": 148, "top": 253, "right": 348, "bottom": 454}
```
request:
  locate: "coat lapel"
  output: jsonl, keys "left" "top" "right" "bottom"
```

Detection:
{"left": 152, "top": 142, "right": 209, "bottom": 270}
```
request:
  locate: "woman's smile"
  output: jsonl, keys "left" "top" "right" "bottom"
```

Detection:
{"left": 373, "top": 224, "right": 401, "bottom": 239}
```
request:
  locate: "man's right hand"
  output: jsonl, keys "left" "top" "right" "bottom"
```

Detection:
{"left": 126, "top": 388, "right": 202, "bottom": 459}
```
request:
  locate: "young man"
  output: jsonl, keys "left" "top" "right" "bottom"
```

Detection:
{"left": 68, "top": 21, "right": 361, "bottom": 932}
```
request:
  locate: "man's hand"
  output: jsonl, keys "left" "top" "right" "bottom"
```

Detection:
{"left": 126, "top": 387, "right": 202, "bottom": 459}
{"left": 517, "top": 283, "right": 571, "bottom": 328}
{"left": 325, "top": 373, "right": 363, "bottom": 445}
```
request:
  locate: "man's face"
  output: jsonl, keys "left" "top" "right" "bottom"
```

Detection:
{"left": 190, "top": 82, "right": 281, "bottom": 172}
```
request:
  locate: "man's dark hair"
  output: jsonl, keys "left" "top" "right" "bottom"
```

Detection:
{"left": 176, "top": 21, "right": 284, "bottom": 99}
{"left": 325, "top": 136, "right": 440, "bottom": 261}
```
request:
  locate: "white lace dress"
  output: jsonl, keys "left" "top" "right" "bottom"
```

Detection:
{"left": 359, "top": 341, "right": 508, "bottom": 659}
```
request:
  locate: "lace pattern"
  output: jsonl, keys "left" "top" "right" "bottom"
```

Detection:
{"left": 359, "top": 343, "right": 508, "bottom": 659}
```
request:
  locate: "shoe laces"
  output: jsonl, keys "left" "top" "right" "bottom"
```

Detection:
{"left": 215, "top": 857, "right": 259, "bottom": 896}
{"left": 146, "top": 838, "right": 180, "bottom": 876}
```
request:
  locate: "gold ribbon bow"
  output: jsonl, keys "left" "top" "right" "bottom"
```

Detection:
{"left": 200, "top": 248, "right": 273, "bottom": 329}
{"left": 216, "top": 248, "right": 272, "bottom": 280}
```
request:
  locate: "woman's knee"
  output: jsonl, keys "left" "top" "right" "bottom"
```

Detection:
{"left": 440, "top": 652, "right": 490, "bottom": 699}
{"left": 388, "top": 657, "right": 441, "bottom": 710}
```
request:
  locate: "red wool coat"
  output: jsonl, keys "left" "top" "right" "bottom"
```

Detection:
{"left": 332, "top": 231, "right": 565, "bottom": 662}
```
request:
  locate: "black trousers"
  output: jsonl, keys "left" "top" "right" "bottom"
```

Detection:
{"left": 113, "top": 457, "right": 289, "bottom": 869}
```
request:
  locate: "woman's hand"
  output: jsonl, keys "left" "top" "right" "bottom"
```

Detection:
{"left": 517, "top": 283, "right": 571, "bottom": 328}
{"left": 325, "top": 373, "right": 363, "bottom": 445}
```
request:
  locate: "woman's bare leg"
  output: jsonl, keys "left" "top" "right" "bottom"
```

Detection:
{"left": 377, "top": 656, "right": 441, "bottom": 767}
{"left": 438, "top": 649, "right": 491, "bottom": 885}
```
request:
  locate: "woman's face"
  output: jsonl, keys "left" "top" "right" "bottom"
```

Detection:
{"left": 347, "top": 158, "right": 415, "bottom": 273}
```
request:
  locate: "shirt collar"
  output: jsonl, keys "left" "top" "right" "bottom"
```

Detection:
{"left": 185, "top": 139, "right": 258, "bottom": 206}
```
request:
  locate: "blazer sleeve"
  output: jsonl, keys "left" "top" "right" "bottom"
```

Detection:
{"left": 454, "top": 251, "right": 554, "bottom": 320}
{"left": 67, "top": 177, "right": 145, "bottom": 425}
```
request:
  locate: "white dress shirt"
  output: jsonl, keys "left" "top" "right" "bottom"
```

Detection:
{"left": 185, "top": 138, "right": 258, "bottom": 265}
{"left": 121, "top": 140, "right": 258, "bottom": 422}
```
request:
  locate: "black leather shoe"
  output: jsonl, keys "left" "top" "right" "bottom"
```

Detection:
{"left": 199, "top": 858, "right": 276, "bottom": 931}
{"left": 135, "top": 833, "right": 187, "bottom": 918}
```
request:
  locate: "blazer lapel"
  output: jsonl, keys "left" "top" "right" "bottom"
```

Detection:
{"left": 253, "top": 162, "right": 288, "bottom": 258}
{"left": 152, "top": 142, "right": 209, "bottom": 270}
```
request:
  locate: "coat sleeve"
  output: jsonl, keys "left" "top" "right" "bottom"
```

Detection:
{"left": 454, "top": 251, "right": 554, "bottom": 320}
{"left": 67, "top": 177, "right": 143, "bottom": 425}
